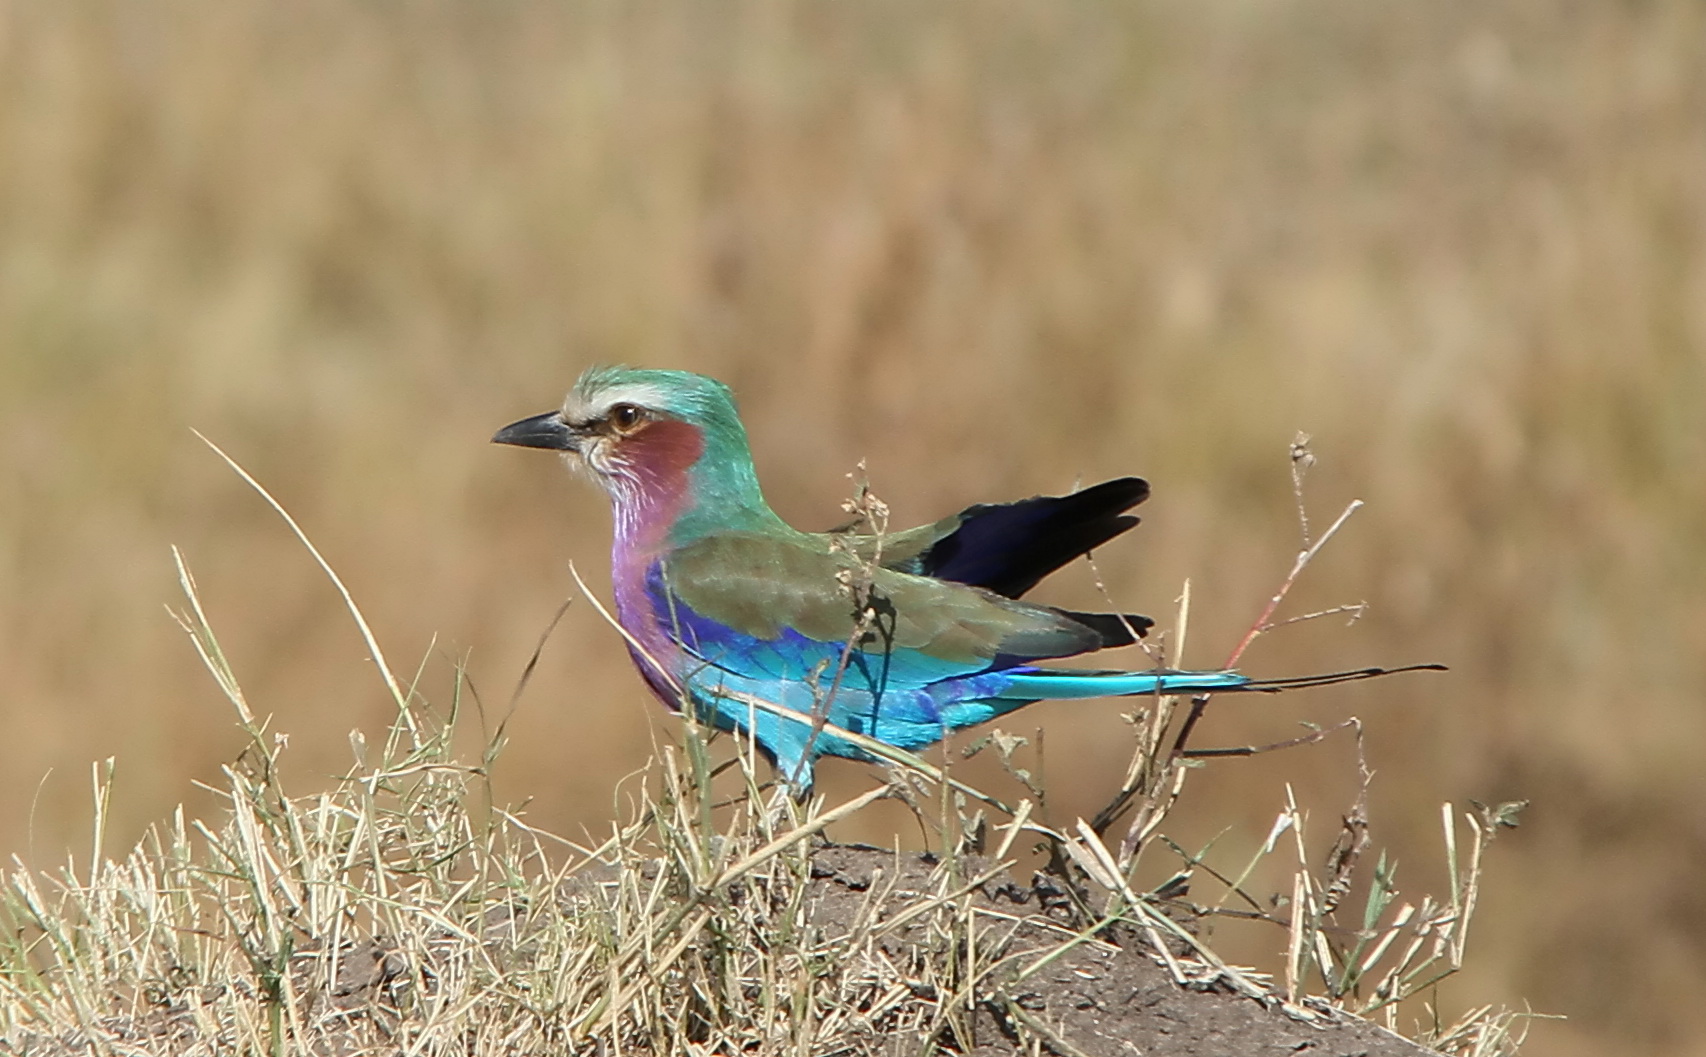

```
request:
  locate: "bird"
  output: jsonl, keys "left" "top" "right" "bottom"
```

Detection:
{"left": 494, "top": 366, "right": 1433, "bottom": 790}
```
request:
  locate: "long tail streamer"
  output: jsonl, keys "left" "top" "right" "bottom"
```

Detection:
{"left": 1239, "top": 663, "right": 1447, "bottom": 693}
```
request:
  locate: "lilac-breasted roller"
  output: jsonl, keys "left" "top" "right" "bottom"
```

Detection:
{"left": 494, "top": 366, "right": 1428, "bottom": 790}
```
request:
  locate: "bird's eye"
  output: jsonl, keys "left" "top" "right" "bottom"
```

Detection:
{"left": 608, "top": 403, "right": 644, "bottom": 433}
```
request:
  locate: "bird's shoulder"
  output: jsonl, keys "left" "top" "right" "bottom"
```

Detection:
{"left": 824, "top": 514, "right": 961, "bottom": 575}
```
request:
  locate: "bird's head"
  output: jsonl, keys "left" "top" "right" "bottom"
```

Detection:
{"left": 494, "top": 366, "right": 779, "bottom": 539}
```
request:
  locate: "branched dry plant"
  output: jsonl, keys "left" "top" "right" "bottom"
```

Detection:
{"left": 0, "top": 441, "right": 1535, "bottom": 1055}
{"left": 962, "top": 436, "right": 1537, "bottom": 1055}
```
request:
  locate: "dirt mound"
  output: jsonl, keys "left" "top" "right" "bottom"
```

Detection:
{"left": 801, "top": 843, "right": 1437, "bottom": 1057}
{"left": 2, "top": 840, "right": 1439, "bottom": 1057}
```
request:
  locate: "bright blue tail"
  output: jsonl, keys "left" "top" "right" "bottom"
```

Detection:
{"left": 997, "top": 667, "right": 1250, "bottom": 700}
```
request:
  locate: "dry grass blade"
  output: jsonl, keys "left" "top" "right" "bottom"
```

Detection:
{"left": 192, "top": 432, "right": 410, "bottom": 719}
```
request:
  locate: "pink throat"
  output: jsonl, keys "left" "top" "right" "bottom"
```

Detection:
{"left": 603, "top": 419, "right": 705, "bottom": 669}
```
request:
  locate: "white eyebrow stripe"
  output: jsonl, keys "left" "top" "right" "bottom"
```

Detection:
{"left": 562, "top": 381, "right": 673, "bottom": 424}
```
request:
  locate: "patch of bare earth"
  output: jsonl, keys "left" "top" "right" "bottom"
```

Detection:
{"left": 805, "top": 844, "right": 1437, "bottom": 1057}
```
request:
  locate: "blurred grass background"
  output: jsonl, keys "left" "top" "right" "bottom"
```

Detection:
{"left": 0, "top": 0, "right": 1701, "bottom": 1051}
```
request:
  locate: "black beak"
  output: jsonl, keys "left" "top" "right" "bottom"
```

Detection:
{"left": 492, "top": 410, "right": 579, "bottom": 451}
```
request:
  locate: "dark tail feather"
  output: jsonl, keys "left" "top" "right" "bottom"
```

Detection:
{"left": 1240, "top": 663, "right": 1447, "bottom": 693}
{"left": 924, "top": 477, "right": 1150, "bottom": 598}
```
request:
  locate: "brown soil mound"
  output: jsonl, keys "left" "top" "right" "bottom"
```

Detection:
{"left": 803, "top": 844, "right": 1437, "bottom": 1057}
{"left": 6, "top": 843, "right": 1438, "bottom": 1056}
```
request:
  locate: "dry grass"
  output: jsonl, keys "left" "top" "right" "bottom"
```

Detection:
{"left": 0, "top": 1, "right": 1701, "bottom": 1054}
{"left": 0, "top": 488, "right": 1521, "bottom": 1055}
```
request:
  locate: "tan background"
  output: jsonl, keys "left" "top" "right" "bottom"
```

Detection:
{"left": 1, "top": 2, "right": 1702, "bottom": 1053}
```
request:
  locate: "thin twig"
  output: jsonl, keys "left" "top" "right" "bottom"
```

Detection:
{"left": 1262, "top": 602, "right": 1369, "bottom": 632}
{"left": 1182, "top": 718, "right": 1361, "bottom": 759}
{"left": 1169, "top": 497, "right": 1362, "bottom": 762}
{"left": 1224, "top": 499, "right": 1363, "bottom": 670}
{"left": 1290, "top": 431, "right": 1316, "bottom": 548}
